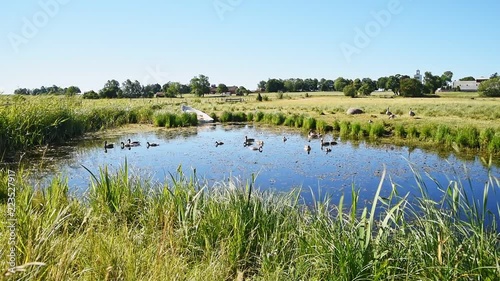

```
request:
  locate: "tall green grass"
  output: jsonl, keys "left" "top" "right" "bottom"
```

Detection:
{"left": 0, "top": 164, "right": 498, "bottom": 280}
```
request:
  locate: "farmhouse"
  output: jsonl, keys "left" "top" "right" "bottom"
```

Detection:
{"left": 209, "top": 85, "right": 238, "bottom": 95}
{"left": 452, "top": 77, "right": 489, "bottom": 92}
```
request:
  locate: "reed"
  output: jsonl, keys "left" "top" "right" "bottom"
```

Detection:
{"left": 0, "top": 164, "right": 498, "bottom": 280}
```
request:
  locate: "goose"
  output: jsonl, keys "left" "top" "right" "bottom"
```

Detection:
{"left": 325, "top": 147, "right": 332, "bottom": 153}
{"left": 320, "top": 138, "right": 332, "bottom": 147}
{"left": 256, "top": 140, "right": 264, "bottom": 147}
{"left": 308, "top": 130, "right": 320, "bottom": 138}
{"left": 121, "top": 141, "right": 133, "bottom": 148}
{"left": 368, "top": 119, "right": 373, "bottom": 124}
{"left": 249, "top": 145, "right": 263, "bottom": 152}
{"left": 409, "top": 108, "right": 415, "bottom": 117}
{"left": 128, "top": 139, "right": 141, "bottom": 146}
{"left": 386, "top": 107, "right": 392, "bottom": 116}
{"left": 215, "top": 141, "right": 224, "bottom": 146}
{"left": 147, "top": 142, "right": 159, "bottom": 148}
{"left": 245, "top": 136, "right": 255, "bottom": 143}
{"left": 304, "top": 145, "right": 311, "bottom": 152}
{"left": 104, "top": 141, "right": 114, "bottom": 149}
{"left": 389, "top": 114, "right": 396, "bottom": 119}
{"left": 283, "top": 136, "right": 287, "bottom": 142}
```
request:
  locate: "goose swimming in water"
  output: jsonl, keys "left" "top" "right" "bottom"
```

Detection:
{"left": 283, "top": 136, "right": 287, "bottom": 142}
{"left": 128, "top": 139, "right": 140, "bottom": 146}
{"left": 121, "top": 141, "right": 133, "bottom": 148}
{"left": 147, "top": 142, "right": 159, "bottom": 148}
{"left": 215, "top": 141, "right": 224, "bottom": 147}
{"left": 104, "top": 141, "right": 114, "bottom": 149}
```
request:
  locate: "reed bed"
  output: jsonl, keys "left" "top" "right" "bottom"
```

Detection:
{"left": 0, "top": 163, "right": 498, "bottom": 280}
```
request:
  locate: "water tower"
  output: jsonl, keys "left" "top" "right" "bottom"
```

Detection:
{"left": 414, "top": 70, "right": 423, "bottom": 83}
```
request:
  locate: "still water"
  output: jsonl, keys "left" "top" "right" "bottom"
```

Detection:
{"left": 11, "top": 124, "right": 499, "bottom": 214}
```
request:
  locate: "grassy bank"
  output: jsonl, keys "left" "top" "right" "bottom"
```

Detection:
{"left": 0, "top": 165, "right": 499, "bottom": 280}
{"left": 1, "top": 93, "right": 499, "bottom": 157}
{"left": 0, "top": 96, "right": 196, "bottom": 156}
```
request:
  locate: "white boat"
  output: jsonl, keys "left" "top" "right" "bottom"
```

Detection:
{"left": 181, "top": 105, "right": 214, "bottom": 123}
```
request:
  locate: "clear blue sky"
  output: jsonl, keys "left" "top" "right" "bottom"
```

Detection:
{"left": 1, "top": 0, "right": 499, "bottom": 93}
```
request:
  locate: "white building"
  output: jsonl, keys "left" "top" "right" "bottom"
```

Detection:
{"left": 414, "top": 70, "right": 423, "bottom": 83}
{"left": 452, "top": 77, "right": 488, "bottom": 92}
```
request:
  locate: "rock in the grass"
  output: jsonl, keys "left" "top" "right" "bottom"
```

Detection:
{"left": 346, "top": 108, "right": 364, "bottom": 115}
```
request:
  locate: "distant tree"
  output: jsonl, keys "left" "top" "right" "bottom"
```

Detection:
{"left": 343, "top": 84, "right": 356, "bottom": 98}
{"left": 190, "top": 74, "right": 210, "bottom": 97}
{"left": 478, "top": 77, "right": 500, "bottom": 97}
{"left": 400, "top": 78, "right": 423, "bottom": 97}
{"left": 386, "top": 75, "right": 401, "bottom": 95}
{"left": 236, "top": 86, "right": 249, "bottom": 96}
{"left": 294, "top": 78, "right": 304, "bottom": 92}
{"left": 65, "top": 86, "right": 81, "bottom": 96}
{"left": 423, "top": 72, "right": 441, "bottom": 94}
{"left": 14, "top": 88, "right": 30, "bottom": 95}
{"left": 166, "top": 82, "right": 180, "bottom": 98}
{"left": 257, "top": 80, "right": 266, "bottom": 91}
{"left": 358, "top": 78, "right": 376, "bottom": 96}
{"left": 377, "top": 77, "right": 388, "bottom": 90}
{"left": 459, "top": 76, "right": 475, "bottom": 81}
{"left": 121, "top": 79, "right": 143, "bottom": 98}
{"left": 216, "top": 83, "right": 228, "bottom": 94}
{"left": 440, "top": 71, "right": 453, "bottom": 87}
{"left": 283, "top": 79, "right": 295, "bottom": 92}
{"left": 304, "top": 78, "right": 318, "bottom": 91}
{"left": 82, "top": 90, "right": 99, "bottom": 99}
{"left": 490, "top": 72, "right": 498, "bottom": 79}
{"left": 265, "top": 79, "right": 284, "bottom": 92}
{"left": 334, "top": 77, "right": 348, "bottom": 92}
{"left": 352, "top": 78, "right": 362, "bottom": 91}
{"left": 99, "top": 79, "right": 121, "bottom": 98}
{"left": 179, "top": 84, "right": 191, "bottom": 95}
{"left": 162, "top": 82, "right": 171, "bottom": 92}
{"left": 143, "top": 83, "right": 161, "bottom": 98}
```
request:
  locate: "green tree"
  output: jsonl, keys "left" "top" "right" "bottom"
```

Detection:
{"left": 283, "top": 79, "right": 295, "bottom": 92}
{"left": 386, "top": 75, "right": 401, "bottom": 95}
{"left": 334, "top": 77, "right": 348, "bottom": 92}
{"left": 400, "top": 78, "right": 423, "bottom": 97}
{"left": 265, "top": 79, "right": 284, "bottom": 92}
{"left": 440, "top": 71, "right": 453, "bottom": 87}
{"left": 478, "top": 77, "right": 500, "bottom": 97}
{"left": 190, "top": 74, "right": 210, "bottom": 97}
{"left": 14, "top": 88, "right": 30, "bottom": 95}
{"left": 490, "top": 72, "right": 498, "bottom": 79}
{"left": 377, "top": 77, "right": 388, "bottom": 90}
{"left": 216, "top": 83, "right": 228, "bottom": 94}
{"left": 423, "top": 72, "right": 441, "bottom": 94}
{"left": 459, "top": 76, "right": 475, "bottom": 81}
{"left": 82, "top": 90, "right": 99, "bottom": 99}
{"left": 122, "top": 79, "right": 143, "bottom": 98}
{"left": 65, "top": 86, "right": 81, "bottom": 96}
{"left": 343, "top": 84, "right": 356, "bottom": 97}
{"left": 166, "top": 82, "right": 180, "bottom": 97}
{"left": 99, "top": 79, "right": 121, "bottom": 98}
{"left": 236, "top": 86, "right": 249, "bottom": 96}
{"left": 257, "top": 80, "right": 266, "bottom": 91}
{"left": 353, "top": 78, "right": 362, "bottom": 91}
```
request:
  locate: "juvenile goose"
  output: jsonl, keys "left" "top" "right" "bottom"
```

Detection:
{"left": 283, "top": 136, "right": 287, "bottom": 142}
{"left": 147, "top": 142, "right": 159, "bottom": 148}
{"left": 304, "top": 145, "right": 311, "bottom": 152}
{"left": 325, "top": 147, "right": 332, "bottom": 154}
{"left": 104, "top": 141, "right": 114, "bottom": 149}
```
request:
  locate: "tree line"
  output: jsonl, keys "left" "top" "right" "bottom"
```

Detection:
{"left": 12, "top": 71, "right": 499, "bottom": 98}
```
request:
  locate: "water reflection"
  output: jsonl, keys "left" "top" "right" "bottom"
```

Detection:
{"left": 2, "top": 124, "right": 499, "bottom": 216}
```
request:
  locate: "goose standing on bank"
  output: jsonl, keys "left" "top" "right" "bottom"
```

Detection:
{"left": 409, "top": 108, "right": 416, "bottom": 117}
{"left": 386, "top": 107, "right": 392, "bottom": 116}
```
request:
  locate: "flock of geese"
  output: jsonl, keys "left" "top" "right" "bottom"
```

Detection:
{"left": 103, "top": 139, "right": 159, "bottom": 151}
{"left": 103, "top": 107, "right": 412, "bottom": 153}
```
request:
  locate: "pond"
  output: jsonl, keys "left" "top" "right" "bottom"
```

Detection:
{"left": 4, "top": 123, "right": 500, "bottom": 215}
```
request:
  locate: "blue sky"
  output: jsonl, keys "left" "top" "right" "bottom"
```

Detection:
{"left": 1, "top": 0, "right": 499, "bottom": 93}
